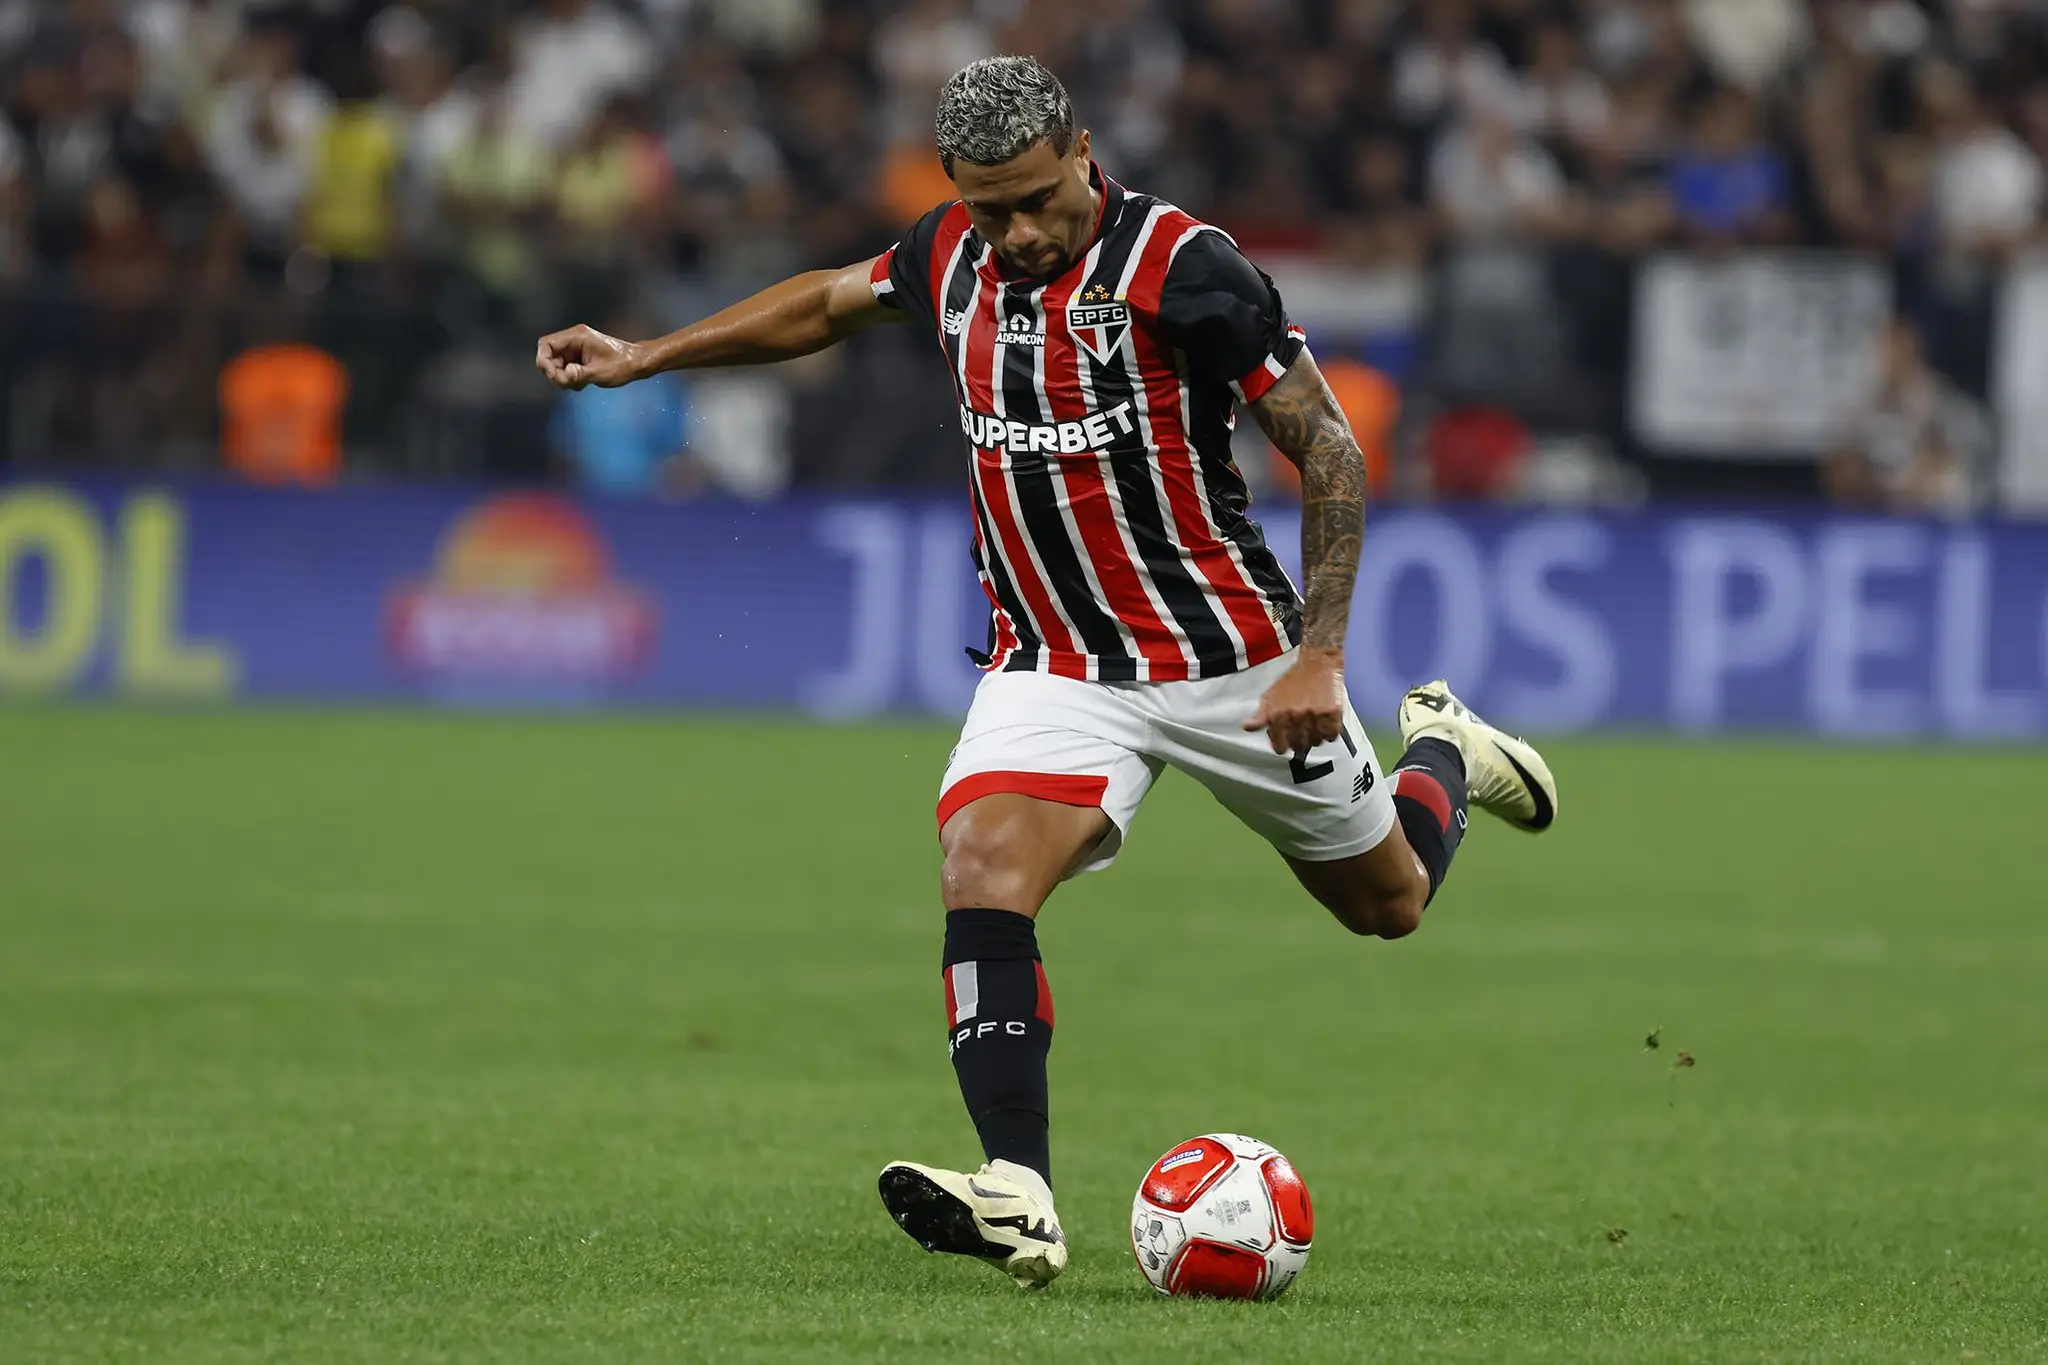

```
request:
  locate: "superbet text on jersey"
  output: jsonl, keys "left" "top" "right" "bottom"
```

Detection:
{"left": 870, "top": 165, "right": 1310, "bottom": 685}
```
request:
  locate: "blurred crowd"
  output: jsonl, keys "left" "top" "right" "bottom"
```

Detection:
{"left": 0, "top": 0, "right": 2043, "bottom": 500}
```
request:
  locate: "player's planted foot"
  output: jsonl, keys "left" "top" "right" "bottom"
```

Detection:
{"left": 1398, "top": 680, "right": 1558, "bottom": 832}
{"left": 877, "top": 1157, "right": 1068, "bottom": 1289}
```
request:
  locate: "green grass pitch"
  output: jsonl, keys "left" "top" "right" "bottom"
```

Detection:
{"left": 2, "top": 708, "right": 2045, "bottom": 1363}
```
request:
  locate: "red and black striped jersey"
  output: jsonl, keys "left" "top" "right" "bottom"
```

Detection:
{"left": 869, "top": 166, "right": 1305, "bottom": 683}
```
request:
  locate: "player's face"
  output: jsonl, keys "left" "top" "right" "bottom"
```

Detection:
{"left": 952, "top": 130, "right": 1098, "bottom": 281}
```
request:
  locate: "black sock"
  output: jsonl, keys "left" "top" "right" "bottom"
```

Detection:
{"left": 1391, "top": 737, "right": 1469, "bottom": 902}
{"left": 942, "top": 908, "right": 1053, "bottom": 1188}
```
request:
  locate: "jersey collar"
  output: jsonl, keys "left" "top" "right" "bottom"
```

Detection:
{"left": 976, "top": 161, "right": 1123, "bottom": 289}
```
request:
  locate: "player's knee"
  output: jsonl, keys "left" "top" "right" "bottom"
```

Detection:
{"left": 1337, "top": 885, "right": 1424, "bottom": 940}
{"left": 1372, "top": 887, "right": 1425, "bottom": 940}
{"left": 940, "top": 835, "right": 1040, "bottom": 913}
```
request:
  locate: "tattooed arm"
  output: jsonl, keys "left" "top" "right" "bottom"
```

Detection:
{"left": 1241, "top": 351, "right": 1365, "bottom": 755}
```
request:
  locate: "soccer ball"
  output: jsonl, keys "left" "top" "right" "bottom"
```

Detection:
{"left": 1129, "top": 1132, "right": 1313, "bottom": 1300}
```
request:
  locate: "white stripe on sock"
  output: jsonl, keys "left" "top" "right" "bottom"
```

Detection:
{"left": 951, "top": 962, "right": 980, "bottom": 1023}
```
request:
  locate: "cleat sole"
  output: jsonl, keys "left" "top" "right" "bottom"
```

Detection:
{"left": 877, "top": 1166, "right": 1010, "bottom": 1260}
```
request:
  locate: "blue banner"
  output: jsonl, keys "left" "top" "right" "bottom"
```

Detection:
{"left": 3, "top": 480, "right": 2046, "bottom": 737}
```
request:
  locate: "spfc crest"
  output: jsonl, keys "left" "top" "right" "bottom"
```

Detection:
{"left": 1067, "top": 292, "right": 1131, "bottom": 364}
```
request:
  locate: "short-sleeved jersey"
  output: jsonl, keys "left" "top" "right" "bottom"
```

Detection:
{"left": 870, "top": 167, "right": 1305, "bottom": 683}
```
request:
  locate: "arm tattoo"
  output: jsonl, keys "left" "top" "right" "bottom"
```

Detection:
{"left": 1249, "top": 356, "right": 1365, "bottom": 654}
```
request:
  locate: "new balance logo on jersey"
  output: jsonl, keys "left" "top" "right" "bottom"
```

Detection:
{"left": 1068, "top": 300, "right": 1131, "bottom": 363}
{"left": 943, "top": 308, "right": 968, "bottom": 335}
{"left": 959, "top": 401, "right": 1137, "bottom": 455}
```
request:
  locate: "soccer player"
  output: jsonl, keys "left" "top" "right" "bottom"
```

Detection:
{"left": 537, "top": 56, "right": 1557, "bottom": 1290}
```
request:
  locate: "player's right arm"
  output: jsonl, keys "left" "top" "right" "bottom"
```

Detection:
{"left": 535, "top": 257, "right": 902, "bottom": 390}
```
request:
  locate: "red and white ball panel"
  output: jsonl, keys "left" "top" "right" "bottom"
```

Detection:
{"left": 1166, "top": 1239, "right": 1269, "bottom": 1299}
{"left": 1139, "top": 1135, "right": 1236, "bottom": 1211}
{"left": 1261, "top": 1153, "right": 1314, "bottom": 1246}
{"left": 1130, "top": 1133, "right": 1313, "bottom": 1301}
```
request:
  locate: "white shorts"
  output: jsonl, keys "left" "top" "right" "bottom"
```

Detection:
{"left": 935, "top": 649, "right": 1398, "bottom": 874}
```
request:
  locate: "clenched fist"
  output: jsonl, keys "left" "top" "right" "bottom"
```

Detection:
{"left": 1244, "top": 647, "right": 1348, "bottom": 756}
{"left": 535, "top": 324, "right": 646, "bottom": 390}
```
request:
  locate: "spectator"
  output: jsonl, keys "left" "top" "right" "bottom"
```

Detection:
{"left": 1921, "top": 64, "right": 2042, "bottom": 256}
{"left": 1430, "top": 103, "right": 1571, "bottom": 244}
{"left": 1426, "top": 405, "right": 1531, "bottom": 499}
{"left": 75, "top": 171, "right": 174, "bottom": 447}
{"left": 872, "top": 0, "right": 993, "bottom": 147}
{"left": 1824, "top": 319, "right": 1988, "bottom": 514}
{"left": 698, "top": 0, "right": 822, "bottom": 55}
{"left": 1602, "top": 65, "right": 1682, "bottom": 171}
{"left": 1577, "top": 128, "right": 1677, "bottom": 254}
{"left": 1038, "top": 0, "right": 1182, "bottom": 183}
{"left": 371, "top": 7, "right": 478, "bottom": 247}
{"left": 1392, "top": 0, "right": 1515, "bottom": 129}
{"left": 303, "top": 55, "right": 402, "bottom": 272}
{"left": 1853, "top": 0, "right": 1932, "bottom": 62}
{"left": 208, "top": 17, "right": 329, "bottom": 147}
{"left": 505, "top": 0, "right": 654, "bottom": 150}
{"left": 0, "top": 0, "right": 2043, "bottom": 499}
{"left": 75, "top": 173, "right": 167, "bottom": 312}
{"left": 1682, "top": 0, "right": 1808, "bottom": 92}
{"left": 550, "top": 311, "right": 694, "bottom": 497}
{"left": 1263, "top": 356, "right": 1399, "bottom": 501}
{"left": 1667, "top": 88, "right": 1793, "bottom": 243}
{"left": 203, "top": 20, "right": 327, "bottom": 272}
{"left": 1338, "top": 132, "right": 1431, "bottom": 268}
{"left": 551, "top": 96, "right": 667, "bottom": 321}
{"left": 13, "top": 36, "right": 104, "bottom": 252}
{"left": 219, "top": 339, "right": 347, "bottom": 486}
{"left": 1876, "top": 133, "right": 1936, "bottom": 259}
{"left": 81, "top": 33, "right": 185, "bottom": 225}
{"left": 437, "top": 82, "right": 552, "bottom": 330}
{"left": 0, "top": 105, "right": 27, "bottom": 280}
{"left": 124, "top": 0, "right": 237, "bottom": 112}
{"left": 666, "top": 80, "right": 793, "bottom": 282}
{"left": 1507, "top": 20, "right": 1612, "bottom": 159}
{"left": 771, "top": 58, "right": 884, "bottom": 263}
{"left": 1794, "top": 67, "right": 1883, "bottom": 249}
{"left": 1584, "top": 0, "right": 1657, "bottom": 78}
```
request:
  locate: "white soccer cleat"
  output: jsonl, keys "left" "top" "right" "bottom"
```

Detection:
{"left": 877, "top": 1157, "right": 1068, "bottom": 1289}
{"left": 1398, "top": 679, "right": 1557, "bottom": 832}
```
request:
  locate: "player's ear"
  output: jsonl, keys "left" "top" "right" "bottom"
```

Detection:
{"left": 1072, "top": 128, "right": 1091, "bottom": 168}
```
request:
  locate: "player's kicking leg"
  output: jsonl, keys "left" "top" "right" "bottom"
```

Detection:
{"left": 1396, "top": 679, "right": 1556, "bottom": 835}
{"left": 877, "top": 791, "right": 1112, "bottom": 1289}
{"left": 1264, "top": 678, "right": 1557, "bottom": 937}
